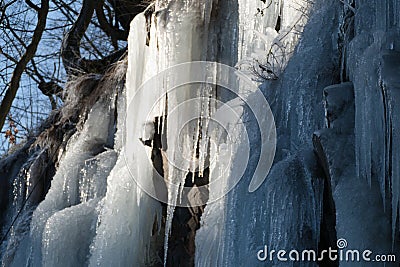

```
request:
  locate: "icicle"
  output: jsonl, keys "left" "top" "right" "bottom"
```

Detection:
{"left": 163, "top": 205, "right": 175, "bottom": 267}
{"left": 197, "top": 1, "right": 340, "bottom": 265}
{"left": 146, "top": 1, "right": 219, "bottom": 262}
{"left": 350, "top": 0, "right": 400, "bottom": 248}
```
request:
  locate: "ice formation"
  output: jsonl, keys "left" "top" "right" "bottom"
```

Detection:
{"left": 1, "top": 0, "right": 400, "bottom": 266}
{"left": 348, "top": 0, "right": 400, "bottom": 243}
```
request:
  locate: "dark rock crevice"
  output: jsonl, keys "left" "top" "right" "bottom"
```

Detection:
{"left": 313, "top": 80, "right": 398, "bottom": 265}
{"left": 313, "top": 82, "right": 354, "bottom": 266}
{"left": 143, "top": 115, "right": 209, "bottom": 267}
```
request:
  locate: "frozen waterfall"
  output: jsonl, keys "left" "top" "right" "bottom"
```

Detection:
{"left": 1, "top": 0, "right": 400, "bottom": 266}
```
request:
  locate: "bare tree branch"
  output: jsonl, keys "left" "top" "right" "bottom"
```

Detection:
{"left": 0, "top": 0, "right": 49, "bottom": 132}
{"left": 61, "top": 0, "right": 127, "bottom": 76}
{"left": 25, "top": 0, "right": 40, "bottom": 11}
{"left": 95, "top": 0, "right": 128, "bottom": 41}
{"left": 60, "top": 0, "right": 96, "bottom": 75}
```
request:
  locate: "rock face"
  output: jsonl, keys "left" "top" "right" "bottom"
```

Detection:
{"left": 314, "top": 82, "right": 398, "bottom": 265}
{"left": 314, "top": 1, "right": 400, "bottom": 264}
{"left": 313, "top": 82, "right": 355, "bottom": 190}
